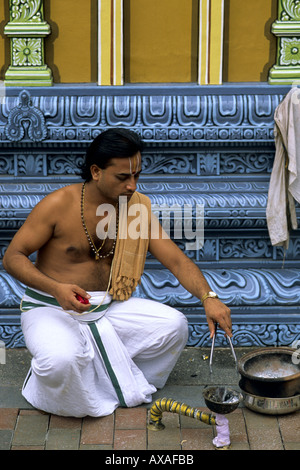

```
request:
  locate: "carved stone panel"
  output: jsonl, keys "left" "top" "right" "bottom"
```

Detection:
{"left": 0, "top": 84, "right": 299, "bottom": 348}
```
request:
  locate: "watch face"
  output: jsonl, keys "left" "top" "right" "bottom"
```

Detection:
{"left": 209, "top": 292, "right": 217, "bottom": 297}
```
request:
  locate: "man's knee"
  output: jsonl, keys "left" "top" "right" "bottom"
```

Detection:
{"left": 161, "top": 307, "right": 189, "bottom": 346}
{"left": 173, "top": 309, "right": 189, "bottom": 344}
{"left": 31, "top": 348, "right": 81, "bottom": 387}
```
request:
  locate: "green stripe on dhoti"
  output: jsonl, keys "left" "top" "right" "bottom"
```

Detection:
{"left": 21, "top": 287, "right": 111, "bottom": 313}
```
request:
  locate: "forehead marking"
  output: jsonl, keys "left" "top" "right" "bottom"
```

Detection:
{"left": 128, "top": 154, "right": 140, "bottom": 175}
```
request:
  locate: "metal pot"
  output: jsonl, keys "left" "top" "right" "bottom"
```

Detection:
{"left": 240, "top": 386, "right": 300, "bottom": 415}
{"left": 238, "top": 347, "right": 300, "bottom": 398}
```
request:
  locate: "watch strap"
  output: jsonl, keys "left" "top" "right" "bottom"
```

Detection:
{"left": 201, "top": 292, "right": 219, "bottom": 303}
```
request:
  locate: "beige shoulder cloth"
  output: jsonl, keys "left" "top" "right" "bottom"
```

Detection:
{"left": 110, "top": 192, "right": 151, "bottom": 301}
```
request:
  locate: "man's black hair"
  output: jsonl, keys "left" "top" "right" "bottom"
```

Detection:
{"left": 80, "top": 128, "right": 143, "bottom": 181}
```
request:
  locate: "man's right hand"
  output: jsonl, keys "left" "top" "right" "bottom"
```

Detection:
{"left": 53, "top": 283, "right": 91, "bottom": 313}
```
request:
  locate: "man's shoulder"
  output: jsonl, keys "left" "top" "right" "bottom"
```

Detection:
{"left": 35, "top": 183, "right": 80, "bottom": 210}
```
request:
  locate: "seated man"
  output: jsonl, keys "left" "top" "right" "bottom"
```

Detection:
{"left": 3, "top": 128, "right": 231, "bottom": 417}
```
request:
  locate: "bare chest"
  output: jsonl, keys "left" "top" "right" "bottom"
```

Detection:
{"left": 57, "top": 202, "right": 117, "bottom": 259}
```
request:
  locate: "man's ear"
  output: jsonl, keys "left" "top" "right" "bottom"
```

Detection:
{"left": 90, "top": 164, "right": 102, "bottom": 180}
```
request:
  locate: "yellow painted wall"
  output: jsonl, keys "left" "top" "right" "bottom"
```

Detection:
{"left": 124, "top": 0, "right": 199, "bottom": 83}
{"left": 0, "top": 0, "right": 98, "bottom": 83}
{"left": 223, "top": 0, "right": 277, "bottom": 82}
{"left": 0, "top": 0, "right": 278, "bottom": 84}
{"left": 0, "top": 1, "right": 9, "bottom": 81}
{"left": 44, "top": 0, "right": 97, "bottom": 83}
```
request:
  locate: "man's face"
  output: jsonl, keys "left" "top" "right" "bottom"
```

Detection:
{"left": 92, "top": 152, "right": 142, "bottom": 204}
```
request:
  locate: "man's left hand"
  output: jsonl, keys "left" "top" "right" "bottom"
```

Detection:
{"left": 204, "top": 298, "right": 232, "bottom": 338}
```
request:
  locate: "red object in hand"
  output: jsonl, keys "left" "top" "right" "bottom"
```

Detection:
{"left": 76, "top": 294, "right": 89, "bottom": 305}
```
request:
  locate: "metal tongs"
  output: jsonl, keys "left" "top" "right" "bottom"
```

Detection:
{"left": 209, "top": 324, "right": 237, "bottom": 374}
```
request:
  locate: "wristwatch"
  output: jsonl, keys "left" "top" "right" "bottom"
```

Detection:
{"left": 201, "top": 291, "right": 219, "bottom": 303}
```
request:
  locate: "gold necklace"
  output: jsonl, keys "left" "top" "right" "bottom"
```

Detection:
{"left": 81, "top": 182, "right": 118, "bottom": 260}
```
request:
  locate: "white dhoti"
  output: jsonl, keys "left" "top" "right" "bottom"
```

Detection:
{"left": 20, "top": 288, "right": 188, "bottom": 418}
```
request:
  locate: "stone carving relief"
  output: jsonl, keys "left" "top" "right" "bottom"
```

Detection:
{"left": 0, "top": 90, "right": 283, "bottom": 144}
{"left": 5, "top": 90, "right": 47, "bottom": 142}
{"left": 0, "top": 86, "right": 299, "bottom": 348}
